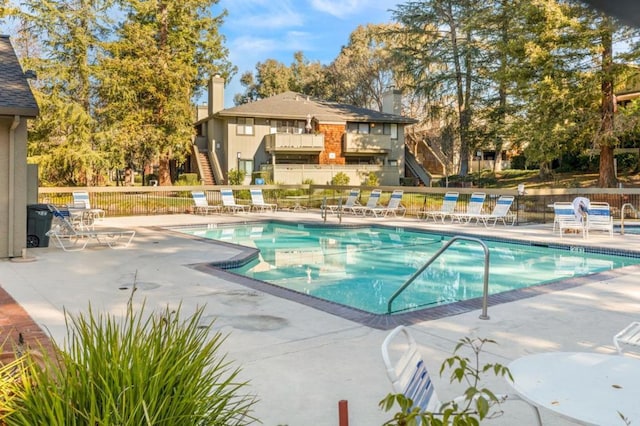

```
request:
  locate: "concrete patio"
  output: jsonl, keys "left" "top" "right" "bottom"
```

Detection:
{"left": 1, "top": 210, "right": 639, "bottom": 425}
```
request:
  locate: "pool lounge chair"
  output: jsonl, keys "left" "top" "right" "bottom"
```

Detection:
{"left": 420, "top": 192, "right": 459, "bottom": 222}
{"left": 554, "top": 201, "right": 585, "bottom": 238}
{"left": 363, "top": 190, "right": 406, "bottom": 218}
{"left": 191, "top": 191, "right": 221, "bottom": 215}
{"left": 448, "top": 192, "right": 486, "bottom": 223}
{"left": 351, "top": 189, "right": 382, "bottom": 216}
{"left": 466, "top": 195, "right": 516, "bottom": 227}
{"left": 249, "top": 188, "right": 277, "bottom": 212}
{"left": 614, "top": 321, "right": 640, "bottom": 355}
{"left": 327, "top": 188, "right": 361, "bottom": 214}
{"left": 221, "top": 189, "right": 248, "bottom": 213}
{"left": 585, "top": 201, "right": 613, "bottom": 237}
{"left": 72, "top": 191, "right": 106, "bottom": 219}
{"left": 46, "top": 204, "right": 135, "bottom": 252}
{"left": 381, "top": 326, "right": 542, "bottom": 425}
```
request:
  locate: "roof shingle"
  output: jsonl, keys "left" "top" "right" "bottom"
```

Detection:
{"left": 0, "top": 35, "right": 38, "bottom": 117}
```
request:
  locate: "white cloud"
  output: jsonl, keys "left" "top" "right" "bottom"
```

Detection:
{"left": 221, "top": 0, "right": 304, "bottom": 30}
{"left": 308, "top": 0, "right": 399, "bottom": 19}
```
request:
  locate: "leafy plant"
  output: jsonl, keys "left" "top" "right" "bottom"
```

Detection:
{"left": 363, "top": 172, "right": 379, "bottom": 186}
{"left": 4, "top": 302, "right": 257, "bottom": 425}
{"left": 331, "top": 172, "right": 350, "bottom": 186}
{"left": 228, "top": 168, "right": 246, "bottom": 185}
{"left": 380, "top": 337, "right": 511, "bottom": 426}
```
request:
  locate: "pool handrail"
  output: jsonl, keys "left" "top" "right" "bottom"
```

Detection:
{"left": 386, "top": 235, "right": 491, "bottom": 320}
{"left": 621, "top": 203, "right": 638, "bottom": 235}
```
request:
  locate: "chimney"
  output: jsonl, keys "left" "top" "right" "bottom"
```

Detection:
{"left": 382, "top": 86, "right": 401, "bottom": 115}
{"left": 208, "top": 75, "right": 225, "bottom": 116}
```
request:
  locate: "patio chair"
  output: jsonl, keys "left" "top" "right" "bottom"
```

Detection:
{"left": 381, "top": 326, "right": 542, "bottom": 425}
{"left": 554, "top": 201, "right": 585, "bottom": 238}
{"left": 191, "top": 191, "right": 221, "bottom": 215}
{"left": 420, "top": 192, "right": 459, "bottom": 222}
{"left": 70, "top": 191, "right": 106, "bottom": 229}
{"left": 585, "top": 201, "right": 613, "bottom": 238}
{"left": 614, "top": 321, "right": 640, "bottom": 355}
{"left": 249, "top": 188, "right": 277, "bottom": 212}
{"left": 466, "top": 195, "right": 516, "bottom": 227}
{"left": 46, "top": 205, "right": 135, "bottom": 252}
{"left": 326, "top": 188, "right": 361, "bottom": 214}
{"left": 351, "top": 189, "right": 382, "bottom": 216}
{"left": 220, "top": 188, "right": 248, "bottom": 213}
{"left": 448, "top": 192, "right": 486, "bottom": 223}
{"left": 364, "top": 189, "right": 406, "bottom": 218}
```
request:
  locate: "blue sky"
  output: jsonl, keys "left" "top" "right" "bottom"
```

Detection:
{"left": 215, "top": 0, "right": 400, "bottom": 107}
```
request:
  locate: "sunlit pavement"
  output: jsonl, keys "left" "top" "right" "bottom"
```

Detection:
{"left": 2, "top": 209, "right": 638, "bottom": 425}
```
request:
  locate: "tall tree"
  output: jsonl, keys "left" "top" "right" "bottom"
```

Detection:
{"left": 9, "top": 0, "right": 113, "bottom": 185}
{"left": 392, "top": 0, "right": 486, "bottom": 176}
{"left": 98, "top": 0, "right": 234, "bottom": 185}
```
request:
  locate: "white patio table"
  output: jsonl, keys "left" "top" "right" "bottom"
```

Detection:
{"left": 507, "top": 352, "right": 640, "bottom": 425}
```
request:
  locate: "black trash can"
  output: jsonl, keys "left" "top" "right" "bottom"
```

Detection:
{"left": 27, "top": 204, "right": 54, "bottom": 248}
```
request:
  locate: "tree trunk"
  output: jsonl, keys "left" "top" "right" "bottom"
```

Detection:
{"left": 597, "top": 19, "right": 617, "bottom": 188}
{"left": 158, "top": 155, "right": 172, "bottom": 186}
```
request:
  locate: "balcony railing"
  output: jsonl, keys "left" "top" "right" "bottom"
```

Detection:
{"left": 264, "top": 133, "right": 324, "bottom": 152}
{"left": 343, "top": 133, "right": 392, "bottom": 153}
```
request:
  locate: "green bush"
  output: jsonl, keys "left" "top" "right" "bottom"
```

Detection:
{"left": 175, "top": 173, "right": 201, "bottom": 186}
{"left": 4, "top": 303, "right": 257, "bottom": 425}
{"left": 228, "top": 169, "right": 246, "bottom": 185}
{"left": 331, "top": 172, "right": 350, "bottom": 186}
{"left": 364, "top": 172, "right": 380, "bottom": 186}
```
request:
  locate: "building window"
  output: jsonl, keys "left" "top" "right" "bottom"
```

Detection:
{"left": 274, "top": 120, "right": 305, "bottom": 134}
{"left": 390, "top": 123, "right": 397, "bottom": 139}
{"left": 236, "top": 117, "right": 254, "bottom": 135}
{"left": 239, "top": 159, "right": 253, "bottom": 175}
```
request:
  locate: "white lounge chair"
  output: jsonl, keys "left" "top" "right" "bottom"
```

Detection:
{"left": 46, "top": 205, "right": 135, "bottom": 252}
{"left": 221, "top": 188, "right": 248, "bottom": 213}
{"left": 449, "top": 192, "right": 486, "bottom": 223}
{"left": 351, "top": 189, "right": 382, "bottom": 216}
{"left": 614, "top": 322, "right": 640, "bottom": 355}
{"left": 191, "top": 191, "right": 221, "bottom": 215}
{"left": 364, "top": 190, "right": 406, "bottom": 218}
{"left": 70, "top": 191, "right": 106, "bottom": 229}
{"left": 585, "top": 201, "right": 613, "bottom": 237}
{"left": 327, "top": 188, "right": 360, "bottom": 214}
{"left": 420, "top": 192, "right": 459, "bottom": 222}
{"left": 554, "top": 201, "right": 585, "bottom": 238}
{"left": 466, "top": 195, "right": 515, "bottom": 227}
{"left": 381, "top": 326, "right": 542, "bottom": 424}
{"left": 249, "top": 188, "right": 277, "bottom": 212}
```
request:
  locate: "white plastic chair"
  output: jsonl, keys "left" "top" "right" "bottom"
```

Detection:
{"left": 191, "top": 191, "right": 221, "bottom": 215}
{"left": 585, "top": 201, "right": 613, "bottom": 238}
{"left": 220, "top": 188, "right": 248, "bottom": 213}
{"left": 351, "top": 189, "right": 382, "bottom": 216}
{"left": 449, "top": 192, "right": 486, "bottom": 223}
{"left": 365, "top": 190, "right": 406, "bottom": 217}
{"left": 327, "top": 188, "right": 360, "bottom": 214}
{"left": 614, "top": 322, "right": 640, "bottom": 355}
{"left": 421, "top": 192, "right": 459, "bottom": 223}
{"left": 249, "top": 188, "right": 277, "bottom": 212}
{"left": 554, "top": 202, "right": 585, "bottom": 238}
{"left": 467, "top": 195, "right": 516, "bottom": 227}
{"left": 381, "top": 326, "right": 542, "bottom": 424}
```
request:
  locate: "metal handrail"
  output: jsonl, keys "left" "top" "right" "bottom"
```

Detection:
{"left": 386, "top": 236, "right": 491, "bottom": 320}
{"left": 620, "top": 203, "right": 638, "bottom": 235}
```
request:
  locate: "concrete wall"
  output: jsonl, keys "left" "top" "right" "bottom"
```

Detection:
{"left": 0, "top": 116, "right": 28, "bottom": 258}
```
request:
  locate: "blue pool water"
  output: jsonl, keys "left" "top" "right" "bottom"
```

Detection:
{"left": 175, "top": 223, "right": 640, "bottom": 315}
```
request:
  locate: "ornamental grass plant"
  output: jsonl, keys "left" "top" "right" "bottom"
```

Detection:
{"left": 3, "top": 303, "right": 257, "bottom": 425}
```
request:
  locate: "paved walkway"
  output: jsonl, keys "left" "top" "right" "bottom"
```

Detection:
{"left": 1, "top": 210, "right": 640, "bottom": 425}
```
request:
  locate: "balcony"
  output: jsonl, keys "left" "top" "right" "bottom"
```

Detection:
{"left": 343, "top": 133, "right": 392, "bottom": 154}
{"left": 265, "top": 133, "right": 324, "bottom": 152}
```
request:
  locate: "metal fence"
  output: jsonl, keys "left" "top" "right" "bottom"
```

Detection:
{"left": 38, "top": 185, "right": 640, "bottom": 225}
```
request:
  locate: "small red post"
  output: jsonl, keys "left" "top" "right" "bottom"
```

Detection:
{"left": 338, "top": 399, "right": 349, "bottom": 426}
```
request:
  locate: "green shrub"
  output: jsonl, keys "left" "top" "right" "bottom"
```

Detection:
{"left": 5, "top": 303, "right": 257, "bottom": 425}
{"left": 175, "top": 173, "right": 201, "bottom": 186}
{"left": 228, "top": 169, "right": 246, "bottom": 185}
{"left": 363, "top": 172, "right": 380, "bottom": 186}
{"left": 331, "top": 172, "right": 350, "bottom": 186}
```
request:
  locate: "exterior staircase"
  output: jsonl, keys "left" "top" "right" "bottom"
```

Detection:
{"left": 404, "top": 147, "right": 432, "bottom": 186}
{"left": 198, "top": 151, "right": 215, "bottom": 185}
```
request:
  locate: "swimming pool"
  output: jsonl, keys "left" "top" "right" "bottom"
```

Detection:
{"left": 173, "top": 222, "right": 640, "bottom": 317}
